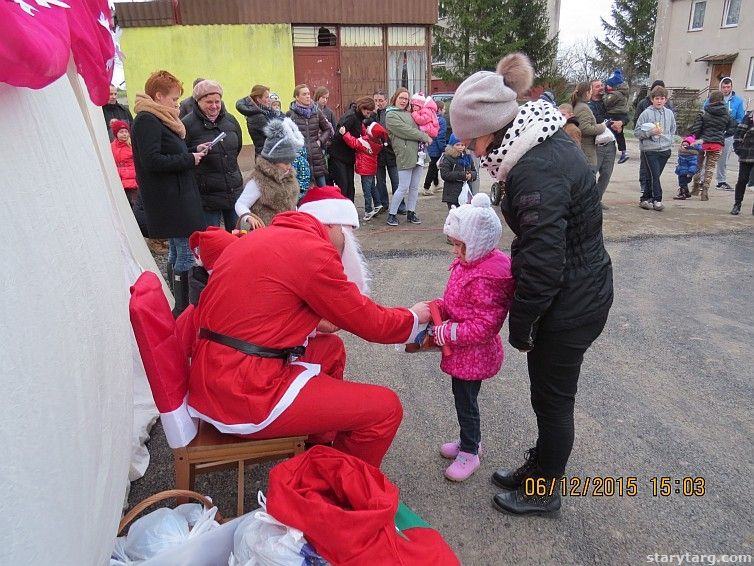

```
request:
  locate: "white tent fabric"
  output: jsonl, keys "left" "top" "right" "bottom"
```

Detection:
{"left": 0, "top": 61, "right": 160, "bottom": 564}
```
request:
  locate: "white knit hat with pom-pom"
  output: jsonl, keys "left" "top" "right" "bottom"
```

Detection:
{"left": 443, "top": 193, "right": 502, "bottom": 262}
{"left": 450, "top": 52, "right": 534, "bottom": 141}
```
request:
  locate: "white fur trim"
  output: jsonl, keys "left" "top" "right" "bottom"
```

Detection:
{"left": 403, "top": 310, "right": 422, "bottom": 343}
{"left": 299, "top": 200, "right": 359, "bottom": 228}
{"left": 161, "top": 396, "right": 199, "bottom": 449}
{"left": 187, "top": 361, "right": 320, "bottom": 435}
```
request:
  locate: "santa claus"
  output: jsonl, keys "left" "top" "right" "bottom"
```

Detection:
{"left": 188, "top": 186, "right": 430, "bottom": 467}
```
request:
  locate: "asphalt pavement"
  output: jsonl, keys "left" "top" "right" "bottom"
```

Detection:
{"left": 129, "top": 141, "right": 754, "bottom": 565}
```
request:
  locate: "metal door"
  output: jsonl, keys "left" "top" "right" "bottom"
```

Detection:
{"left": 293, "top": 48, "right": 342, "bottom": 116}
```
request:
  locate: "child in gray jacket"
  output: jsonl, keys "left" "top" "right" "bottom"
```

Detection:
{"left": 634, "top": 85, "right": 677, "bottom": 211}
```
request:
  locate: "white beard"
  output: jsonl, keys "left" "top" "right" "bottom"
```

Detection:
{"left": 340, "top": 227, "right": 371, "bottom": 295}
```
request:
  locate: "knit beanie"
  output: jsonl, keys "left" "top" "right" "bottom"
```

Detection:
{"left": 192, "top": 79, "right": 223, "bottom": 101}
{"left": 606, "top": 68, "right": 624, "bottom": 87}
{"left": 450, "top": 52, "right": 534, "bottom": 140}
{"left": 261, "top": 117, "right": 305, "bottom": 164}
{"left": 443, "top": 193, "right": 502, "bottom": 263}
{"left": 298, "top": 186, "right": 360, "bottom": 228}
{"left": 111, "top": 119, "right": 129, "bottom": 136}
{"left": 269, "top": 92, "right": 280, "bottom": 102}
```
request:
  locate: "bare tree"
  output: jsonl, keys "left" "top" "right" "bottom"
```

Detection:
{"left": 557, "top": 38, "right": 599, "bottom": 83}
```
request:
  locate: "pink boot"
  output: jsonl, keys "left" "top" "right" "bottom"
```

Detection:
{"left": 440, "top": 440, "right": 482, "bottom": 460}
{"left": 444, "top": 451, "right": 481, "bottom": 482}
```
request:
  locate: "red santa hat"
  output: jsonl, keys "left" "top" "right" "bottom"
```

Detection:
{"left": 298, "top": 186, "right": 359, "bottom": 228}
{"left": 188, "top": 226, "right": 238, "bottom": 270}
{"left": 366, "top": 121, "right": 388, "bottom": 142}
{"left": 111, "top": 119, "right": 129, "bottom": 136}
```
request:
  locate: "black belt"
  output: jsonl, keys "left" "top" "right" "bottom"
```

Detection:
{"left": 199, "top": 328, "right": 305, "bottom": 360}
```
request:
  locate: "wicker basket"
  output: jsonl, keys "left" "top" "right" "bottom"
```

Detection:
{"left": 118, "top": 489, "right": 225, "bottom": 536}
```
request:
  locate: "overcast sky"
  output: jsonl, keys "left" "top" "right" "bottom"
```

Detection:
{"left": 558, "top": 0, "right": 615, "bottom": 47}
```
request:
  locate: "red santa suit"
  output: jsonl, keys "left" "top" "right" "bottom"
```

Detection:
{"left": 188, "top": 191, "right": 420, "bottom": 467}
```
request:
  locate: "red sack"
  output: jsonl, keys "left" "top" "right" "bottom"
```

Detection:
{"left": 266, "top": 446, "right": 460, "bottom": 566}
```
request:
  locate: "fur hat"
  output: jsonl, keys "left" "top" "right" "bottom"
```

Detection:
{"left": 450, "top": 52, "right": 533, "bottom": 140}
{"left": 606, "top": 69, "right": 624, "bottom": 87}
{"left": 111, "top": 120, "right": 129, "bottom": 136}
{"left": 261, "top": 118, "right": 305, "bottom": 164}
{"left": 192, "top": 79, "right": 223, "bottom": 101}
{"left": 189, "top": 226, "right": 238, "bottom": 270}
{"left": 443, "top": 193, "right": 502, "bottom": 263}
{"left": 366, "top": 121, "right": 388, "bottom": 142}
{"left": 410, "top": 92, "right": 426, "bottom": 107}
{"left": 298, "top": 186, "right": 359, "bottom": 228}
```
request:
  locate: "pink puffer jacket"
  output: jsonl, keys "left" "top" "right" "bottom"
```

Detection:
{"left": 434, "top": 249, "right": 515, "bottom": 380}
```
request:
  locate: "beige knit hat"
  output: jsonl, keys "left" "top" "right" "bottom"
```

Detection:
{"left": 192, "top": 79, "right": 223, "bottom": 101}
{"left": 450, "top": 53, "right": 534, "bottom": 141}
{"left": 443, "top": 193, "right": 502, "bottom": 262}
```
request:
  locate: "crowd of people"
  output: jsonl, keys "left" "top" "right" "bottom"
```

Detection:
{"left": 101, "top": 57, "right": 751, "bottom": 520}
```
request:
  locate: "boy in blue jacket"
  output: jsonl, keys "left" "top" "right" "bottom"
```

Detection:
{"left": 673, "top": 136, "right": 702, "bottom": 200}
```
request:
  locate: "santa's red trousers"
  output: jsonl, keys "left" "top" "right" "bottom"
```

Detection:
{"left": 248, "top": 333, "right": 403, "bottom": 468}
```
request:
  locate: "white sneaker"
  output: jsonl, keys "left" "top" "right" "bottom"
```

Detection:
{"left": 653, "top": 201, "right": 665, "bottom": 211}
{"left": 640, "top": 200, "right": 654, "bottom": 210}
{"left": 372, "top": 205, "right": 383, "bottom": 216}
{"left": 362, "top": 210, "right": 377, "bottom": 221}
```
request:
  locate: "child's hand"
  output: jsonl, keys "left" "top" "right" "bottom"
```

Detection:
{"left": 338, "top": 126, "right": 346, "bottom": 135}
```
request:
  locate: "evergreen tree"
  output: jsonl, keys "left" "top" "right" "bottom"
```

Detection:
{"left": 593, "top": 0, "right": 657, "bottom": 87}
{"left": 435, "top": 0, "right": 557, "bottom": 83}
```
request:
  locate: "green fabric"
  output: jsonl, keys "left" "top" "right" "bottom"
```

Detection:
{"left": 386, "top": 109, "right": 428, "bottom": 170}
{"left": 394, "top": 502, "right": 430, "bottom": 533}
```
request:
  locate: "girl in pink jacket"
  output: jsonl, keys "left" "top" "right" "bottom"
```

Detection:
{"left": 432, "top": 193, "right": 515, "bottom": 481}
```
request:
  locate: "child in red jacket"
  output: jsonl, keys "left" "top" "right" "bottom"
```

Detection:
{"left": 340, "top": 121, "right": 388, "bottom": 221}
{"left": 110, "top": 120, "right": 138, "bottom": 206}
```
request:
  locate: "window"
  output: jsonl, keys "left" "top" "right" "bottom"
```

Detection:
{"left": 747, "top": 58, "right": 754, "bottom": 90}
{"left": 722, "top": 0, "right": 741, "bottom": 27}
{"left": 292, "top": 26, "right": 337, "bottom": 47}
{"left": 388, "top": 49, "right": 428, "bottom": 96}
{"left": 689, "top": 0, "right": 706, "bottom": 31}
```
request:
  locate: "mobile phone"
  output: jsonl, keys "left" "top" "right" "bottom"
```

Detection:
{"left": 204, "top": 132, "right": 226, "bottom": 150}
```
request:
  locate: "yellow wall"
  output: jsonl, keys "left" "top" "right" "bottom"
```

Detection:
{"left": 121, "top": 24, "right": 295, "bottom": 139}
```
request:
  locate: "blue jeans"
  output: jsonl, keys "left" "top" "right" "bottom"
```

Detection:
{"left": 203, "top": 208, "right": 238, "bottom": 232}
{"left": 168, "top": 237, "right": 194, "bottom": 272}
{"left": 314, "top": 175, "right": 327, "bottom": 187}
{"left": 361, "top": 175, "right": 378, "bottom": 213}
{"left": 639, "top": 150, "right": 670, "bottom": 202}
{"left": 376, "top": 162, "right": 398, "bottom": 209}
{"left": 452, "top": 377, "right": 482, "bottom": 455}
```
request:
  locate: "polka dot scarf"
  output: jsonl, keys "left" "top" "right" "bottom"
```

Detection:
{"left": 482, "top": 99, "right": 565, "bottom": 182}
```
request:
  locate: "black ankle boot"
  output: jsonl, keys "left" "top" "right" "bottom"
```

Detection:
{"left": 730, "top": 202, "right": 741, "bottom": 215}
{"left": 407, "top": 211, "right": 422, "bottom": 224}
{"left": 172, "top": 270, "right": 189, "bottom": 318}
{"left": 491, "top": 447, "right": 537, "bottom": 490}
{"left": 492, "top": 485, "right": 562, "bottom": 516}
{"left": 167, "top": 262, "right": 175, "bottom": 293}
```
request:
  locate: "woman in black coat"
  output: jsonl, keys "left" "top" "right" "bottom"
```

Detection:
{"left": 328, "top": 96, "right": 376, "bottom": 201}
{"left": 450, "top": 54, "right": 613, "bottom": 516}
{"left": 183, "top": 80, "right": 244, "bottom": 231}
{"left": 286, "top": 84, "right": 332, "bottom": 186}
{"left": 131, "top": 70, "right": 208, "bottom": 315}
{"left": 235, "top": 84, "right": 281, "bottom": 155}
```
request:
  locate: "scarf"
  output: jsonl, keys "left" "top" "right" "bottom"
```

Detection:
{"left": 482, "top": 99, "right": 565, "bottom": 182}
{"left": 134, "top": 93, "right": 186, "bottom": 139}
{"left": 292, "top": 102, "right": 314, "bottom": 119}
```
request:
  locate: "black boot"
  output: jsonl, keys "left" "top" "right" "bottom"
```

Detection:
{"left": 167, "top": 262, "right": 174, "bottom": 293}
{"left": 172, "top": 270, "right": 189, "bottom": 318}
{"left": 492, "top": 485, "right": 562, "bottom": 516}
{"left": 730, "top": 202, "right": 741, "bottom": 215}
{"left": 491, "top": 447, "right": 537, "bottom": 490}
{"left": 407, "top": 211, "right": 422, "bottom": 224}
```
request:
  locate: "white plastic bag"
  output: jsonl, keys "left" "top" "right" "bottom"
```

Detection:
{"left": 595, "top": 127, "right": 615, "bottom": 145}
{"left": 124, "top": 508, "right": 190, "bottom": 562}
{"left": 229, "top": 493, "right": 308, "bottom": 566}
{"left": 458, "top": 182, "right": 472, "bottom": 206}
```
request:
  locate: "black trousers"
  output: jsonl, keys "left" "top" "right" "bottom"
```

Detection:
{"left": 423, "top": 155, "right": 440, "bottom": 189}
{"left": 329, "top": 158, "right": 355, "bottom": 202}
{"left": 527, "top": 315, "right": 608, "bottom": 478}
{"left": 452, "top": 377, "right": 482, "bottom": 455}
{"left": 734, "top": 161, "right": 754, "bottom": 206}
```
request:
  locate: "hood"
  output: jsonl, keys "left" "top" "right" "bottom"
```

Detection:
{"left": 254, "top": 156, "right": 296, "bottom": 183}
{"left": 706, "top": 102, "right": 729, "bottom": 116}
{"left": 385, "top": 105, "right": 404, "bottom": 113}
{"left": 270, "top": 210, "right": 330, "bottom": 242}
{"left": 566, "top": 116, "right": 580, "bottom": 126}
{"left": 452, "top": 249, "right": 511, "bottom": 281}
{"left": 242, "top": 98, "right": 265, "bottom": 117}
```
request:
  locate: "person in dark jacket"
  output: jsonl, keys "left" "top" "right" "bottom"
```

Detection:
{"left": 439, "top": 134, "right": 476, "bottom": 208}
{"left": 373, "top": 90, "right": 401, "bottom": 213}
{"left": 313, "top": 86, "right": 337, "bottom": 133}
{"left": 183, "top": 79, "right": 244, "bottom": 231}
{"left": 731, "top": 111, "right": 754, "bottom": 215}
{"left": 102, "top": 85, "right": 133, "bottom": 141}
{"left": 422, "top": 100, "right": 447, "bottom": 195}
{"left": 451, "top": 53, "right": 613, "bottom": 516}
{"left": 328, "top": 96, "right": 376, "bottom": 201}
{"left": 634, "top": 79, "right": 676, "bottom": 125}
{"left": 688, "top": 90, "right": 737, "bottom": 200}
{"left": 287, "top": 84, "right": 332, "bottom": 187}
{"left": 236, "top": 84, "right": 282, "bottom": 155}
{"left": 131, "top": 70, "right": 208, "bottom": 316}
{"left": 179, "top": 77, "right": 203, "bottom": 118}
